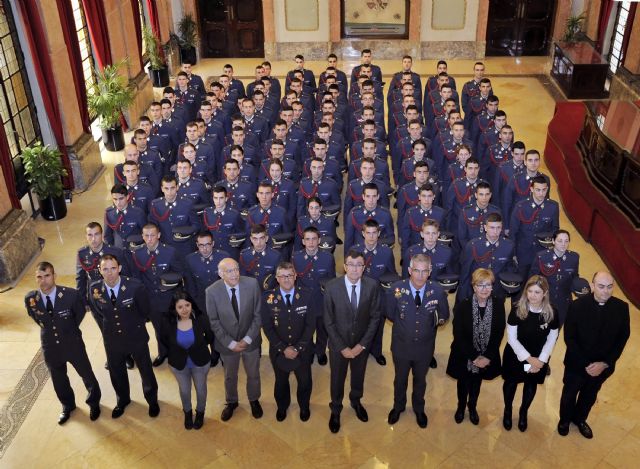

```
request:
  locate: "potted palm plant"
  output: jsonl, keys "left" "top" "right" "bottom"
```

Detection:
{"left": 177, "top": 13, "right": 198, "bottom": 65}
{"left": 563, "top": 13, "right": 586, "bottom": 42}
{"left": 22, "top": 142, "right": 68, "bottom": 220}
{"left": 87, "top": 59, "right": 135, "bottom": 151}
{"left": 144, "top": 24, "right": 170, "bottom": 87}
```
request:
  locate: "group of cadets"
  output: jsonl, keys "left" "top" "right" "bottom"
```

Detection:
{"left": 82, "top": 50, "right": 581, "bottom": 373}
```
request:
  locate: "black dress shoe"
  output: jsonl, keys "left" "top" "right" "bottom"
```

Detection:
{"left": 387, "top": 408, "right": 402, "bottom": 425}
{"left": 152, "top": 355, "right": 166, "bottom": 367}
{"left": 574, "top": 420, "right": 593, "bottom": 439}
{"left": 58, "top": 406, "right": 75, "bottom": 425}
{"left": 430, "top": 357, "right": 438, "bottom": 369}
{"left": 518, "top": 413, "right": 528, "bottom": 432}
{"left": 125, "top": 355, "right": 135, "bottom": 369}
{"left": 184, "top": 410, "right": 193, "bottom": 430}
{"left": 211, "top": 354, "right": 220, "bottom": 367}
{"left": 415, "top": 411, "right": 428, "bottom": 428}
{"left": 329, "top": 413, "right": 341, "bottom": 433}
{"left": 250, "top": 400, "right": 263, "bottom": 419}
{"left": 468, "top": 408, "right": 480, "bottom": 425}
{"left": 221, "top": 403, "right": 238, "bottom": 421}
{"left": 454, "top": 408, "right": 465, "bottom": 424}
{"left": 193, "top": 411, "right": 205, "bottom": 430}
{"left": 300, "top": 408, "right": 311, "bottom": 422}
{"left": 503, "top": 410, "right": 513, "bottom": 431}
{"left": 351, "top": 402, "right": 369, "bottom": 422}
{"left": 111, "top": 401, "right": 130, "bottom": 419}
{"left": 557, "top": 420, "right": 570, "bottom": 436}
{"left": 375, "top": 355, "right": 387, "bottom": 366}
{"left": 276, "top": 408, "right": 287, "bottom": 422}
{"left": 317, "top": 354, "right": 328, "bottom": 366}
{"left": 149, "top": 402, "right": 160, "bottom": 418}
{"left": 89, "top": 406, "right": 101, "bottom": 421}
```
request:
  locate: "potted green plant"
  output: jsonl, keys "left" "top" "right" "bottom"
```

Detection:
{"left": 87, "top": 59, "right": 135, "bottom": 151}
{"left": 22, "top": 142, "right": 68, "bottom": 220}
{"left": 563, "top": 13, "right": 586, "bottom": 42}
{"left": 177, "top": 13, "right": 198, "bottom": 65}
{"left": 143, "top": 24, "right": 170, "bottom": 87}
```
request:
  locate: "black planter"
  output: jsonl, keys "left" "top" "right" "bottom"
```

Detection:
{"left": 102, "top": 125, "right": 125, "bottom": 152}
{"left": 150, "top": 67, "right": 170, "bottom": 87}
{"left": 180, "top": 46, "right": 197, "bottom": 65}
{"left": 39, "top": 194, "right": 67, "bottom": 221}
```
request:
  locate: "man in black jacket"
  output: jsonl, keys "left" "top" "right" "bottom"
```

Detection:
{"left": 558, "top": 271, "right": 630, "bottom": 439}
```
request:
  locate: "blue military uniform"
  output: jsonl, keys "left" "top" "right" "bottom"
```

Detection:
{"left": 348, "top": 156, "right": 391, "bottom": 185}
{"left": 148, "top": 197, "right": 201, "bottom": 258}
{"left": 184, "top": 249, "right": 231, "bottom": 314}
{"left": 493, "top": 161, "right": 525, "bottom": 212}
{"left": 400, "top": 205, "right": 446, "bottom": 255}
{"left": 397, "top": 180, "right": 441, "bottom": 232}
{"left": 432, "top": 137, "right": 475, "bottom": 181}
{"left": 114, "top": 164, "right": 159, "bottom": 195}
{"left": 456, "top": 203, "right": 502, "bottom": 255}
{"left": 239, "top": 246, "right": 282, "bottom": 290}
{"left": 174, "top": 86, "right": 200, "bottom": 122}
{"left": 295, "top": 214, "right": 337, "bottom": 250}
{"left": 344, "top": 178, "right": 391, "bottom": 224}
{"left": 344, "top": 205, "right": 395, "bottom": 253}
{"left": 104, "top": 205, "right": 147, "bottom": 249}
{"left": 501, "top": 172, "right": 551, "bottom": 229}
{"left": 177, "top": 177, "right": 210, "bottom": 205}
{"left": 125, "top": 182, "right": 155, "bottom": 214}
{"left": 481, "top": 142, "right": 511, "bottom": 184}
{"left": 215, "top": 179, "right": 257, "bottom": 212}
{"left": 201, "top": 205, "right": 245, "bottom": 259}
{"left": 444, "top": 178, "right": 485, "bottom": 232}
{"left": 246, "top": 204, "right": 291, "bottom": 239}
{"left": 296, "top": 177, "right": 341, "bottom": 218}
{"left": 403, "top": 242, "right": 454, "bottom": 278}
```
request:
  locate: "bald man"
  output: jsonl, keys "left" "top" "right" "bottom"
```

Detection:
{"left": 558, "top": 271, "right": 630, "bottom": 439}
{"left": 205, "top": 258, "right": 263, "bottom": 421}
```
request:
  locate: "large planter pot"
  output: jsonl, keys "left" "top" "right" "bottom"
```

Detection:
{"left": 180, "top": 46, "right": 197, "bottom": 65}
{"left": 102, "top": 125, "right": 125, "bottom": 152}
{"left": 150, "top": 67, "right": 170, "bottom": 87}
{"left": 39, "top": 194, "right": 67, "bottom": 221}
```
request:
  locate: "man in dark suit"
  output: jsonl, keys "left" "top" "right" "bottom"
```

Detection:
{"left": 261, "top": 262, "right": 315, "bottom": 422}
{"left": 386, "top": 254, "right": 450, "bottom": 428}
{"left": 26, "top": 262, "right": 101, "bottom": 424}
{"left": 90, "top": 255, "right": 159, "bottom": 419}
{"left": 206, "top": 258, "right": 263, "bottom": 421}
{"left": 558, "top": 271, "right": 630, "bottom": 439}
{"left": 323, "top": 250, "right": 382, "bottom": 433}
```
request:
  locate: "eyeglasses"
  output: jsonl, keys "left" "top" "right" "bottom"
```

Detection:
{"left": 221, "top": 267, "right": 239, "bottom": 274}
{"left": 276, "top": 274, "right": 295, "bottom": 279}
{"left": 345, "top": 263, "right": 365, "bottom": 269}
{"left": 475, "top": 283, "right": 493, "bottom": 289}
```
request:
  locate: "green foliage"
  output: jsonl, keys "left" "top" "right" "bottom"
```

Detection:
{"left": 143, "top": 24, "right": 167, "bottom": 70}
{"left": 563, "top": 13, "right": 586, "bottom": 42}
{"left": 87, "top": 60, "right": 135, "bottom": 130}
{"left": 21, "top": 142, "right": 68, "bottom": 199}
{"left": 177, "top": 13, "right": 198, "bottom": 49}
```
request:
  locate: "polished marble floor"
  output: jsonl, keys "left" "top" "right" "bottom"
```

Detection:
{"left": 0, "top": 58, "right": 638, "bottom": 468}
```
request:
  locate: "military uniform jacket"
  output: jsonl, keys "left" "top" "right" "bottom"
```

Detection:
{"left": 297, "top": 177, "right": 341, "bottom": 217}
{"left": 128, "top": 243, "right": 183, "bottom": 307}
{"left": 397, "top": 180, "right": 441, "bottom": 226}
{"left": 353, "top": 243, "right": 397, "bottom": 282}
{"left": 344, "top": 178, "right": 391, "bottom": 223}
{"left": 445, "top": 177, "right": 485, "bottom": 231}
{"left": 202, "top": 206, "right": 245, "bottom": 253}
{"left": 459, "top": 236, "right": 515, "bottom": 301}
{"left": 292, "top": 249, "right": 336, "bottom": 292}
{"left": 529, "top": 249, "right": 579, "bottom": 313}
{"left": 509, "top": 197, "right": 560, "bottom": 264}
{"left": 25, "top": 286, "right": 86, "bottom": 365}
{"left": 125, "top": 182, "right": 155, "bottom": 214}
{"left": 456, "top": 203, "right": 502, "bottom": 251}
{"left": 261, "top": 287, "right": 316, "bottom": 357}
{"left": 215, "top": 179, "right": 257, "bottom": 211}
{"left": 89, "top": 277, "right": 150, "bottom": 348}
{"left": 239, "top": 247, "right": 282, "bottom": 290}
{"left": 502, "top": 172, "right": 551, "bottom": 228}
{"left": 246, "top": 204, "right": 290, "bottom": 237}
{"left": 403, "top": 242, "right": 454, "bottom": 278}
{"left": 386, "top": 279, "right": 450, "bottom": 361}
{"left": 114, "top": 164, "right": 159, "bottom": 195}
{"left": 344, "top": 205, "right": 395, "bottom": 253}
{"left": 185, "top": 249, "right": 231, "bottom": 312}
{"left": 76, "top": 244, "right": 128, "bottom": 304}
{"left": 104, "top": 205, "right": 147, "bottom": 248}
{"left": 148, "top": 197, "right": 200, "bottom": 246}
{"left": 177, "top": 177, "right": 210, "bottom": 205}
{"left": 295, "top": 215, "right": 336, "bottom": 249}
{"left": 400, "top": 205, "right": 446, "bottom": 252}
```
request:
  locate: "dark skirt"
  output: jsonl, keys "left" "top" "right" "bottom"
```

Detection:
{"left": 501, "top": 344, "right": 549, "bottom": 384}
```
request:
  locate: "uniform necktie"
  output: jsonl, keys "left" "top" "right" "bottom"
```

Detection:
{"left": 230, "top": 287, "right": 240, "bottom": 321}
{"left": 110, "top": 289, "right": 117, "bottom": 306}
{"left": 350, "top": 285, "right": 358, "bottom": 312}
{"left": 285, "top": 293, "right": 292, "bottom": 308}
{"left": 415, "top": 290, "right": 422, "bottom": 306}
{"left": 45, "top": 295, "right": 53, "bottom": 315}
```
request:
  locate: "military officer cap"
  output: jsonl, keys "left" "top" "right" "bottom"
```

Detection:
{"left": 193, "top": 203, "right": 209, "bottom": 215}
{"left": 276, "top": 354, "right": 301, "bottom": 372}
{"left": 438, "top": 231, "right": 454, "bottom": 245}
{"left": 379, "top": 272, "right": 401, "bottom": 289}
{"left": 318, "top": 235, "right": 336, "bottom": 252}
{"left": 536, "top": 231, "right": 554, "bottom": 249}
{"left": 271, "top": 232, "right": 294, "bottom": 248}
{"left": 322, "top": 204, "right": 341, "bottom": 218}
{"left": 498, "top": 272, "right": 524, "bottom": 295}
{"left": 571, "top": 277, "right": 591, "bottom": 297}
{"left": 172, "top": 225, "right": 197, "bottom": 241}
{"left": 437, "top": 273, "right": 460, "bottom": 293}
{"left": 160, "top": 272, "right": 183, "bottom": 291}
{"left": 379, "top": 235, "right": 395, "bottom": 248}
{"left": 127, "top": 234, "right": 145, "bottom": 250}
{"left": 229, "top": 232, "right": 247, "bottom": 247}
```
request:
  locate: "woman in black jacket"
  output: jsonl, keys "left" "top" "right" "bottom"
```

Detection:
{"left": 446, "top": 268, "right": 506, "bottom": 425}
{"left": 160, "top": 291, "right": 214, "bottom": 430}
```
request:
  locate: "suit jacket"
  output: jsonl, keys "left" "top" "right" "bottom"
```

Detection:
{"left": 160, "top": 314, "right": 215, "bottom": 369}
{"left": 205, "top": 276, "right": 262, "bottom": 355}
{"left": 323, "top": 275, "right": 382, "bottom": 351}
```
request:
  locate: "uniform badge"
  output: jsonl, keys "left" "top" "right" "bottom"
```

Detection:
{"left": 57, "top": 292, "right": 63, "bottom": 298}
{"left": 93, "top": 288, "right": 101, "bottom": 300}
{"left": 121, "top": 285, "right": 126, "bottom": 292}
{"left": 400, "top": 313, "right": 405, "bottom": 320}
{"left": 267, "top": 294, "right": 275, "bottom": 304}
{"left": 295, "top": 293, "right": 300, "bottom": 300}
{"left": 394, "top": 288, "right": 402, "bottom": 299}
{"left": 29, "top": 298, "right": 36, "bottom": 308}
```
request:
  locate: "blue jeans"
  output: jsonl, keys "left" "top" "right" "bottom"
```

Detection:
{"left": 170, "top": 363, "right": 210, "bottom": 412}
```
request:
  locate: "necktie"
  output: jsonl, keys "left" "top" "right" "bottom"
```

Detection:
{"left": 285, "top": 293, "right": 292, "bottom": 308}
{"left": 45, "top": 295, "right": 53, "bottom": 315}
{"left": 350, "top": 285, "right": 358, "bottom": 312}
{"left": 230, "top": 287, "right": 240, "bottom": 321}
{"left": 110, "top": 289, "right": 117, "bottom": 306}
{"left": 415, "top": 290, "right": 422, "bottom": 307}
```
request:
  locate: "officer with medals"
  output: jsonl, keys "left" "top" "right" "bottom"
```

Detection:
{"left": 261, "top": 261, "right": 316, "bottom": 422}
{"left": 202, "top": 185, "right": 245, "bottom": 260}
{"left": 104, "top": 184, "right": 147, "bottom": 249}
{"left": 240, "top": 224, "right": 282, "bottom": 291}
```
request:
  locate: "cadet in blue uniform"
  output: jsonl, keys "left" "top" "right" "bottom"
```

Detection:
{"left": 509, "top": 176, "right": 560, "bottom": 278}
{"left": 444, "top": 158, "right": 484, "bottom": 232}
{"left": 344, "top": 183, "right": 395, "bottom": 253}
{"left": 396, "top": 161, "right": 441, "bottom": 234}
{"left": 292, "top": 227, "right": 336, "bottom": 365}
{"left": 461, "top": 62, "right": 487, "bottom": 116}
{"left": 215, "top": 159, "right": 257, "bottom": 212}
{"left": 246, "top": 182, "right": 291, "bottom": 243}
{"left": 432, "top": 122, "right": 474, "bottom": 181}
{"left": 400, "top": 184, "right": 445, "bottom": 256}
{"left": 493, "top": 141, "right": 525, "bottom": 211}
{"left": 26, "top": 262, "right": 101, "bottom": 424}
{"left": 529, "top": 229, "right": 580, "bottom": 326}
{"left": 128, "top": 223, "right": 183, "bottom": 366}
{"left": 456, "top": 181, "right": 501, "bottom": 256}
{"left": 297, "top": 158, "right": 341, "bottom": 218}
{"left": 344, "top": 157, "right": 391, "bottom": 224}
{"left": 90, "top": 255, "right": 160, "bottom": 419}
{"left": 174, "top": 72, "right": 200, "bottom": 122}
{"left": 175, "top": 159, "right": 210, "bottom": 206}
{"left": 295, "top": 197, "right": 337, "bottom": 250}
{"left": 240, "top": 224, "right": 283, "bottom": 291}
{"left": 261, "top": 262, "right": 316, "bottom": 421}
{"left": 403, "top": 219, "right": 454, "bottom": 279}
{"left": 115, "top": 145, "right": 160, "bottom": 195}
{"left": 458, "top": 213, "right": 516, "bottom": 302}
{"left": 262, "top": 158, "right": 298, "bottom": 226}
{"left": 386, "top": 254, "right": 450, "bottom": 428}
{"left": 104, "top": 184, "right": 147, "bottom": 249}
{"left": 120, "top": 160, "right": 155, "bottom": 214}
{"left": 202, "top": 186, "right": 245, "bottom": 259}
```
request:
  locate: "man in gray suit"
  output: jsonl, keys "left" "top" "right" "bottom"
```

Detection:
{"left": 323, "top": 249, "right": 382, "bottom": 433}
{"left": 206, "top": 258, "right": 263, "bottom": 421}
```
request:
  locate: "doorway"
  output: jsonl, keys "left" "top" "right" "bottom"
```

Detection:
{"left": 485, "top": 0, "right": 556, "bottom": 56}
{"left": 198, "top": 0, "right": 264, "bottom": 58}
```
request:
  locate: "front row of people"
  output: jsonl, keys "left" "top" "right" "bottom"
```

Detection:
{"left": 27, "top": 256, "right": 629, "bottom": 440}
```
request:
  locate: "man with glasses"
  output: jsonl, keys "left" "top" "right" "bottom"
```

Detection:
{"left": 323, "top": 250, "right": 382, "bottom": 433}
{"left": 386, "top": 254, "right": 449, "bottom": 428}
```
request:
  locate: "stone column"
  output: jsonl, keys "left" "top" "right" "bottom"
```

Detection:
{"left": 476, "top": 0, "right": 489, "bottom": 58}
{"left": 263, "top": 0, "right": 276, "bottom": 59}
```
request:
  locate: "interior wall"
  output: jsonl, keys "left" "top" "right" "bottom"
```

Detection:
{"left": 273, "top": 0, "right": 329, "bottom": 43}
{"left": 420, "top": 0, "right": 479, "bottom": 42}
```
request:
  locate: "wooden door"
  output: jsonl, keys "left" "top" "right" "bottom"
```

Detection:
{"left": 199, "top": 0, "right": 264, "bottom": 58}
{"left": 486, "top": 0, "right": 556, "bottom": 56}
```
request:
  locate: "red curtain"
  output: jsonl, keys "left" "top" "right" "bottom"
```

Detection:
{"left": 16, "top": 0, "right": 74, "bottom": 190}
{"left": 596, "top": 0, "right": 615, "bottom": 52}
{"left": 0, "top": 126, "right": 20, "bottom": 209}
{"left": 56, "top": 0, "right": 91, "bottom": 133}
{"left": 146, "top": 0, "right": 161, "bottom": 38}
{"left": 130, "top": 0, "right": 143, "bottom": 65}
{"left": 81, "top": 0, "right": 112, "bottom": 70}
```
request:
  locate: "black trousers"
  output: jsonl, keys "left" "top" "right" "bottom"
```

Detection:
{"left": 457, "top": 374, "right": 483, "bottom": 410}
{"left": 392, "top": 355, "right": 430, "bottom": 413}
{"left": 106, "top": 341, "right": 158, "bottom": 407}
{"left": 46, "top": 346, "right": 101, "bottom": 411}
{"left": 329, "top": 349, "right": 368, "bottom": 414}
{"left": 314, "top": 316, "right": 328, "bottom": 356}
{"left": 559, "top": 368, "right": 611, "bottom": 423}
{"left": 270, "top": 354, "right": 312, "bottom": 411}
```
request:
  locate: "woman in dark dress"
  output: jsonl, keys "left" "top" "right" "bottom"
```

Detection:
{"left": 160, "top": 291, "right": 214, "bottom": 430}
{"left": 502, "top": 275, "right": 559, "bottom": 432}
{"left": 446, "top": 268, "right": 506, "bottom": 425}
